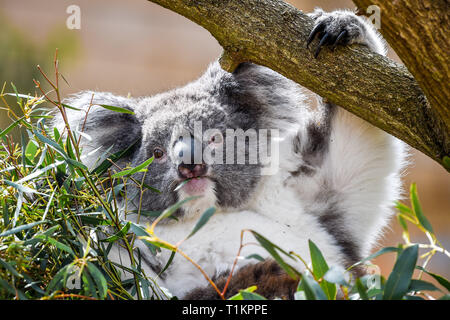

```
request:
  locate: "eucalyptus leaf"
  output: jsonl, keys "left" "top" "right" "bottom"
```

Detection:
{"left": 33, "top": 129, "right": 68, "bottom": 158}
{"left": 298, "top": 275, "right": 327, "bottom": 300}
{"left": 250, "top": 230, "right": 300, "bottom": 279}
{"left": 156, "top": 196, "right": 201, "bottom": 222}
{"left": 350, "top": 246, "right": 400, "bottom": 269}
{"left": 129, "top": 222, "right": 160, "bottom": 255}
{"left": 246, "top": 254, "right": 265, "bottom": 262}
{"left": 355, "top": 278, "right": 369, "bottom": 300}
{"left": 86, "top": 262, "right": 108, "bottom": 299}
{"left": 0, "top": 221, "right": 46, "bottom": 237}
{"left": 34, "top": 235, "right": 76, "bottom": 257}
{"left": 2, "top": 199, "right": 9, "bottom": 227}
{"left": 101, "top": 221, "right": 131, "bottom": 243}
{"left": 90, "top": 139, "right": 139, "bottom": 176}
{"left": 0, "top": 116, "right": 24, "bottom": 139}
{"left": 46, "top": 264, "right": 71, "bottom": 293}
{"left": 4, "top": 179, "right": 40, "bottom": 195}
{"left": 186, "top": 207, "right": 216, "bottom": 239}
{"left": 383, "top": 245, "right": 418, "bottom": 300}
{"left": 408, "top": 279, "right": 440, "bottom": 293}
{"left": 309, "top": 239, "right": 336, "bottom": 299}
{"left": 0, "top": 258, "right": 24, "bottom": 278}
{"left": 112, "top": 156, "right": 154, "bottom": 178}
{"left": 99, "top": 104, "right": 135, "bottom": 115}
{"left": 415, "top": 266, "right": 450, "bottom": 291}
{"left": 240, "top": 291, "right": 267, "bottom": 300}
{"left": 410, "top": 184, "right": 434, "bottom": 234}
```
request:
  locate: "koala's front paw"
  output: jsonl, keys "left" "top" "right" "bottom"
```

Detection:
{"left": 307, "top": 10, "right": 371, "bottom": 58}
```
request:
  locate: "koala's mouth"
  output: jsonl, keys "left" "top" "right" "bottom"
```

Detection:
{"left": 176, "top": 176, "right": 212, "bottom": 195}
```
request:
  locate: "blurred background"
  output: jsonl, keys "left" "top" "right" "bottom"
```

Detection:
{"left": 0, "top": 0, "right": 448, "bottom": 293}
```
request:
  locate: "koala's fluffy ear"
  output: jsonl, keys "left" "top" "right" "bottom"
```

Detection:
{"left": 211, "top": 62, "right": 307, "bottom": 133}
{"left": 52, "top": 91, "right": 142, "bottom": 169}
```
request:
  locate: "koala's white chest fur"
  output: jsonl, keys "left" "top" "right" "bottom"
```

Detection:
{"left": 138, "top": 164, "right": 344, "bottom": 299}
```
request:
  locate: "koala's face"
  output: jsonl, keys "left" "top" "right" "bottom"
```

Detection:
{"left": 131, "top": 86, "right": 262, "bottom": 217}
{"left": 66, "top": 62, "right": 302, "bottom": 219}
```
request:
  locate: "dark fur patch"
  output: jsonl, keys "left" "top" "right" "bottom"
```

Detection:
{"left": 292, "top": 103, "right": 336, "bottom": 175}
{"left": 289, "top": 164, "right": 316, "bottom": 177}
{"left": 318, "top": 207, "right": 361, "bottom": 266}
{"left": 183, "top": 260, "right": 298, "bottom": 300}
{"left": 304, "top": 103, "right": 335, "bottom": 159}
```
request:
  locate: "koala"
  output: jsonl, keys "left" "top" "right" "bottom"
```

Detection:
{"left": 54, "top": 9, "right": 406, "bottom": 299}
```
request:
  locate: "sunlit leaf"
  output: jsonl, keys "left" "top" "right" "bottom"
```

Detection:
{"left": 129, "top": 222, "right": 160, "bottom": 255}
{"left": 397, "top": 214, "right": 408, "bottom": 232}
{"left": 229, "top": 286, "right": 260, "bottom": 300}
{"left": 112, "top": 156, "right": 154, "bottom": 178}
{"left": 410, "top": 184, "right": 434, "bottom": 234}
{"left": 99, "top": 104, "right": 135, "bottom": 115}
{"left": 395, "top": 201, "right": 414, "bottom": 218}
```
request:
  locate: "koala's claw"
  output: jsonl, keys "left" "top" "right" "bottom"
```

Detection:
{"left": 307, "top": 22, "right": 326, "bottom": 48}
{"left": 334, "top": 30, "right": 349, "bottom": 48}
{"left": 306, "top": 10, "right": 369, "bottom": 58}
{"left": 314, "top": 32, "right": 331, "bottom": 58}
{"left": 308, "top": 25, "right": 351, "bottom": 58}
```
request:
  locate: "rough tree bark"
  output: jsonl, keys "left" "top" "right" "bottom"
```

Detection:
{"left": 147, "top": 0, "right": 449, "bottom": 171}
{"left": 353, "top": 0, "right": 450, "bottom": 166}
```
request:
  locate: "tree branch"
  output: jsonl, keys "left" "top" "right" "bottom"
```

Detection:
{"left": 147, "top": 0, "right": 449, "bottom": 170}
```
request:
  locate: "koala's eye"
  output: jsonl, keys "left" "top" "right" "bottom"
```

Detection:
{"left": 153, "top": 148, "right": 164, "bottom": 159}
{"left": 210, "top": 132, "right": 223, "bottom": 145}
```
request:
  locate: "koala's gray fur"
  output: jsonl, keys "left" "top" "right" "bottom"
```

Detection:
{"left": 57, "top": 61, "right": 306, "bottom": 214}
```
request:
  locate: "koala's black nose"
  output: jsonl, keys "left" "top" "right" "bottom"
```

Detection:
{"left": 178, "top": 163, "right": 207, "bottom": 179}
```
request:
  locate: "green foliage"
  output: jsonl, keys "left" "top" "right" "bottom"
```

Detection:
{"left": 0, "top": 70, "right": 166, "bottom": 299}
{"left": 245, "top": 190, "right": 450, "bottom": 300}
